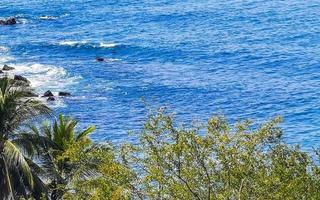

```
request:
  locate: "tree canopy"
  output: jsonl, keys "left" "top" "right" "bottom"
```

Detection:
{"left": 1, "top": 77, "right": 320, "bottom": 200}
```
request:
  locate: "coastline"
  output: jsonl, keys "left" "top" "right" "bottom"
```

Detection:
{"left": 0, "top": 63, "right": 71, "bottom": 101}
{"left": 2, "top": 1, "right": 320, "bottom": 198}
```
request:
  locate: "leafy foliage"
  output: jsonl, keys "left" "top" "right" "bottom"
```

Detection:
{"left": 119, "top": 108, "right": 320, "bottom": 199}
{"left": 62, "top": 143, "right": 134, "bottom": 200}
{"left": 1, "top": 76, "right": 320, "bottom": 200}
{"left": 24, "top": 114, "right": 96, "bottom": 199}
{"left": 51, "top": 108, "right": 320, "bottom": 199}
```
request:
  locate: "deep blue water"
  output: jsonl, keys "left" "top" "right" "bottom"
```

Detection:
{"left": 1, "top": 0, "right": 320, "bottom": 149}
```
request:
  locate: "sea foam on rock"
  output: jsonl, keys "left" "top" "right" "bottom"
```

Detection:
{"left": 9, "top": 63, "right": 81, "bottom": 90}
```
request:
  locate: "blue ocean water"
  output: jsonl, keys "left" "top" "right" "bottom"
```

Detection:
{"left": 1, "top": 0, "right": 320, "bottom": 149}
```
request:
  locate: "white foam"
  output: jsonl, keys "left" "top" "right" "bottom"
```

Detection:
{"left": 58, "top": 40, "right": 88, "bottom": 47}
{"left": 105, "top": 58, "right": 121, "bottom": 62}
{"left": 0, "top": 46, "right": 9, "bottom": 52}
{"left": 6, "top": 63, "right": 81, "bottom": 91}
{"left": 99, "top": 43, "right": 117, "bottom": 48}
{"left": 58, "top": 41, "right": 118, "bottom": 49}
{"left": 39, "top": 16, "right": 58, "bottom": 20}
{"left": 33, "top": 96, "right": 67, "bottom": 108}
{"left": 0, "top": 55, "right": 14, "bottom": 63}
{"left": 19, "top": 18, "right": 28, "bottom": 24}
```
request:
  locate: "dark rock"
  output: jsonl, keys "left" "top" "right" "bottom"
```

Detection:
{"left": 96, "top": 57, "right": 104, "bottom": 62}
{"left": 42, "top": 90, "right": 54, "bottom": 97}
{"left": 13, "top": 81, "right": 30, "bottom": 87}
{"left": 58, "top": 92, "right": 71, "bottom": 96}
{"left": 47, "top": 96, "right": 55, "bottom": 101}
{"left": 12, "top": 79, "right": 30, "bottom": 87}
{"left": 23, "top": 91, "right": 38, "bottom": 97}
{"left": 7, "top": 18, "right": 16, "bottom": 25}
{"left": 0, "top": 17, "right": 17, "bottom": 25}
{"left": 12, "top": 75, "right": 30, "bottom": 87}
{"left": 3, "top": 64, "right": 15, "bottom": 71}
{"left": 0, "top": 70, "right": 3, "bottom": 74}
{"left": 14, "top": 75, "right": 30, "bottom": 84}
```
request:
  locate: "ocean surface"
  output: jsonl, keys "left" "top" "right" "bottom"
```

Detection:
{"left": 1, "top": 0, "right": 320, "bottom": 150}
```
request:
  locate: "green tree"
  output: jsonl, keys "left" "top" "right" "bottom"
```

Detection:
{"left": 61, "top": 142, "right": 134, "bottom": 200}
{"left": 26, "top": 116, "right": 135, "bottom": 200}
{"left": 27, "top": 114, "right": 96, "bottom": 200}
{"left": 121, "top": 108, "right": 320, "bottom": 199}
{"left": 0, "top": 77, "right": 50, "bottom": 199}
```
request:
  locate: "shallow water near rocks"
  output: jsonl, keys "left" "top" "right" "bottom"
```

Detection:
{"left": 1, "top": 0, "right": 320, "bottom": 150}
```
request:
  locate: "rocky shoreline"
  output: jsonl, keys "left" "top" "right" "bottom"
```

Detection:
{"left": 0, "top": 64, "right": 71, "bottom": 101}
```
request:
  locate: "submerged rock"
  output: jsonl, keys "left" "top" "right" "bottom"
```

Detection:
{"left": 42, "top": 90, "right": 54, "bottom": 97}
{"left": 96, "top": 57, "right": 104, "bottom": 62}
{"left": 3, "top": 64, "right": 14, "bottom": 71}
{"left": 0, "top": 17, "right": 17, "bottom": 25}
{"left": 47, "top": 96, "right": 55, "bottom": 101}
{"left": 58, "top": 92, "right": 71, "bottom": 96}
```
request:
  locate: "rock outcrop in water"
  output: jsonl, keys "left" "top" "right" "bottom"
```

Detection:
{"left": 0, "top": 17, "right": 17, "bottom": 25}
{"left": 43, "top": 90, "right": 54, "bottom": 97}
{"left": 47, "top": 96, "right": 55, "bottom": 101}
{"left": 58, "top": 92, "right": 71, "bottom": 96}
{"left": 0, "top": 61, "right": 72, "bottom": 103}
{"left": 0, "top": 62, "right": 71, "bottom": 103}
{"left": 14, "top": 75, "right": 29, "bottom": 83}
{"left": 14, "top": 75, "right": 31, "bottom": 87}
{"left": 43, "top": 90, "right": 71, "bottom": 98}
{"left": 96, "top": 57, "right": 104, "bottom": 62}
{"left": 3, "top": 64, "right": 15, "bottom": 71}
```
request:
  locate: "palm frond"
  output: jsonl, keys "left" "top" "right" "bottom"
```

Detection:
{"left": 0, "top": 77, "right": 52, "bottom": 136}
{"left": 3, "top": 140, "right": 34, "bottom": 189}
{"left": 12, "top": 132, "right": 57, "bottom": 158}
{"left": 76, "top": 125, "right": 96, "bottom": 141}
{"left": 0, "top": 155, "right": 14, "bottom": 200}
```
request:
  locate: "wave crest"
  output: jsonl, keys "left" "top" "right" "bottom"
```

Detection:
{"left": 4, "top": 63, "right": 81, "bottom": 91}
{"left": 39, "top": 16, "right": 59, "bottom": 20}
{"left": 0, "top": 46, "right": 9, "bottom": 52}
{"left": 0, "top": 55, "right": 14, "bottom": 63}
{"left": 58, "top": 40, "right": 119, "bottom": 49}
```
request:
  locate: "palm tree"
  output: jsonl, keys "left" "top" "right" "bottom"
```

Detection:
{"left": 0, "top": 77, "right": 51, "bottom": 199}
{"left": 26, "top": 114, "right": 95, "bottom": 200}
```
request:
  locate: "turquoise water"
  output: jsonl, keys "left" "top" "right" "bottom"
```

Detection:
{"left": 1, "top": 1, "right": 320, "bottom": 149}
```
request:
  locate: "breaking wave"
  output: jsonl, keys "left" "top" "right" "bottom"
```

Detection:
{"left": 58, "top": 40, "right": 120, "bottom": 49}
